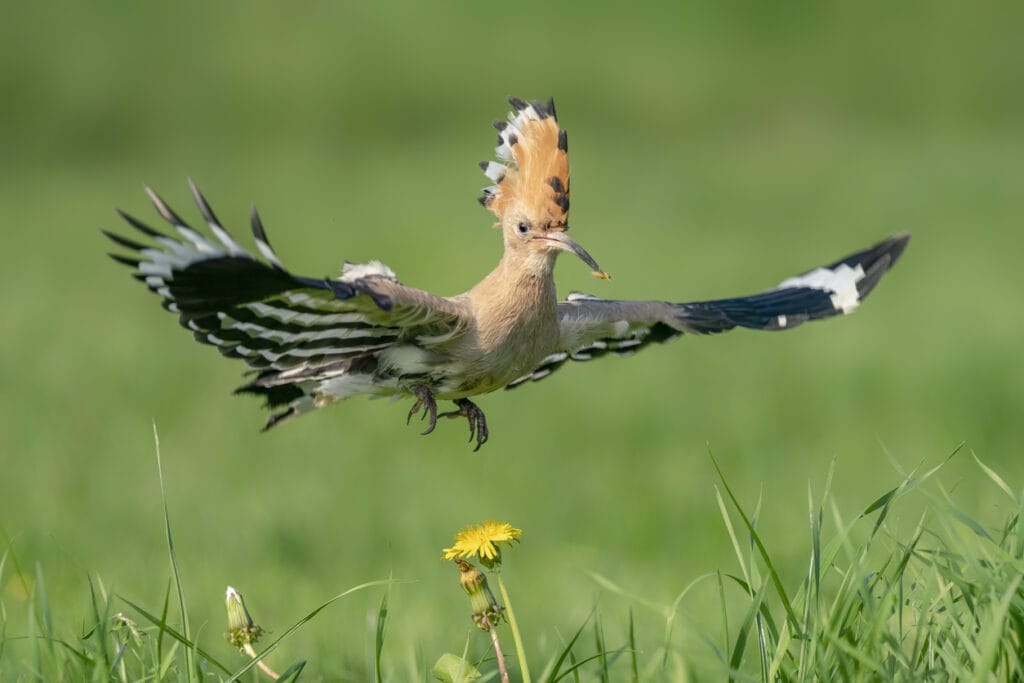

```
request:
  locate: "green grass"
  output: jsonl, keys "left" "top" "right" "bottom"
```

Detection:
{"left": 2, "top": 0, "right": 1023, "bottom": 679}
{"left": 2, "top": 444, "right": 1022, "bottom": 680}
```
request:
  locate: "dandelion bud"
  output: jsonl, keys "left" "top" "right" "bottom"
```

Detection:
{"left": 224, "top": 586, "right": 264, "bottom": 650}
{"left": 454, "top": 559, "right": 504, "bottom": 631}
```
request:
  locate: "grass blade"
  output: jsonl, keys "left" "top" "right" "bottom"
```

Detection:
{"left": 628, "top": 609, "right": 638, "bottom": 683}
{"left": 592, "top": 614, "right": 608, "bottom": 683}
{"left": 661, "top": 572, "right": 717, "bottom": 667}
{"left": 728, "top": 580, "right": 770, "bottom": 677}
{"left": 552, "top": 647, "right": 628, "bottom": 683}
{"left": 715, "top": 485, "right": 750, "bottom": 589}
{"left": 717, "top": 570, "right": 729, "bottom": 663}
{"left": 710, "top": 452, "right": 798, "bottom": 629}
{"left": 586, "top": 571, "right": 667, "bottom": 614}
{"left": 971, "top": 451, "right": 1019, "bottom": 505}
{"left": 33, "top": 564, "right": 54, "bottom": 659}
{"left": 970, "top": 574, "right": 1022, "bottom": 681}
{"left": 156, "top": 580, "right": 171, "bottom": 681}
{"left": 374, "top": 582, "right": 389, "bottom": 683}
{"left": 543, "top": 607, "right": 593, "bottom": 683}
{"left": 116, "top": 594, "right": 231, "bottom": 674}
{"left": 152, "top": 422, "right": 193, "bottom": 683}
{"left": 276, "top": 659, "right": 308, "bottom": 682}
{"left": 86, "top": 575, "right": 111, "bottom": 673}
{"left": 226, "top": 579, "right": 399, "bottom": 682}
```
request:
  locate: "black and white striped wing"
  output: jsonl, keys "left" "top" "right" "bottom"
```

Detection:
{"left": 508, "top": 233, "right": 909, "bottom": 388}
{"left": 105, "top": 182, "right": 468, "bottom": 424}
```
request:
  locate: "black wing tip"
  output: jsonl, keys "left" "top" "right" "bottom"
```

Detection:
{"left": 262, "top": 407, "right": 297, "bottom": 431}
{"left": 144, "top": 185, "right": 189, "bottom": 227}
{"left": 841, "top": 232, "right": 912, "bottom": 271}
{"left": 250, "top": 204, "right": 268, "bottom": 240}
{"left": 851, "top": 231, "right": 911, "bottom": 302}
{"left": 101, "top": 229, "right": 147, "bottom": 252}
{"left": 107, "top": 252, "right": 141, "bottom": 268}
{"left": 882, "top": 232, "right": 911, "bottom": 267}
{"left": 687, "top": 231, "right": 913, "bottom": 333}
{"left": 188, "top": 178, "right": 222, "bottom": 227}
{"left": 117, "top": 208, "right": 172, "bottom": 240}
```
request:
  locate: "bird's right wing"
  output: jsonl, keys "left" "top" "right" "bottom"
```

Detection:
{"left": 105, "top": 182, "right": 471, "bottom": 426}
{"left": 507, "top": 233, "right": 909, "bottom": 388}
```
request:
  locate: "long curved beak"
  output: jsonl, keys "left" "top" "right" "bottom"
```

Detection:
{"left": 535, "top": 232, "right": 610, "bottom": 279}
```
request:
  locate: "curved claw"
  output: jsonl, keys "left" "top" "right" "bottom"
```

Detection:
{"left": 407, "top": 385, "right": 439, "bottom": 435}
{"left": 440, "top": 398, "right": 489, "bottom": 451}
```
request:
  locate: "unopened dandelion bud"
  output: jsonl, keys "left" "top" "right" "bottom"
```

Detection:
{"left": 459, "top": 560, "right": 485, "bottom": 595}
{"left": 454, "top": 559, "right": 504, "bottom": 631}
{"left": 225, "top": 586, "right": 264, "bottom": 649}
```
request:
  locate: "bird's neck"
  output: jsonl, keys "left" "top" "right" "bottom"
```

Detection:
{"left": 466, "top": 250, "right": 559, "bottom": 348}
{"left": 441, "top": 249, "right": 561, "bottom": 391}
{"left": 470, "top": 250, "right": 557, "bottom": 310}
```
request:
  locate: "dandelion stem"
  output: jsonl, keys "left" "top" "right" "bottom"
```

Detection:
{"left": 490, "top": 628, "right": 510, "bottom": 683}
{"left": 495, "top": 573, "right": 531, "bottom": 683}
{"left": 243, "top": 643, "right": 281, "bottom": 680}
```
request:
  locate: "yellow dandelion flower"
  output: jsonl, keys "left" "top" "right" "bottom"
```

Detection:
{"left": 443, "top": 521, "right": 522, "bottom": 564}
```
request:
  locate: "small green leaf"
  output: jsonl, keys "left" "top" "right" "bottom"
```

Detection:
{"left": 433, "top": 653, "right": 482, "bottom": 682}
{"left": 276, "top": 660, "right": 307, "bottom": 682}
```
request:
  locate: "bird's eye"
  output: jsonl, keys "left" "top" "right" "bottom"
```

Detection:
{"left": 517, "top": 222, "right": 529, "bottom": 234}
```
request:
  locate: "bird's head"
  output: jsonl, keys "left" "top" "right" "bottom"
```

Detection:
{"left": 478, "top": 97, "right": 609, "bottom": 280}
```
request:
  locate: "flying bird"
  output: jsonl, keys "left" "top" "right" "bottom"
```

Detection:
{"left": 105, "top": 97, "right": 909, "bottom": 449}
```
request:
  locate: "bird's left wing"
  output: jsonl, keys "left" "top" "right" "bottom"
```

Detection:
{"left": 508, "top": 233, "right": 909, "bottom": 388}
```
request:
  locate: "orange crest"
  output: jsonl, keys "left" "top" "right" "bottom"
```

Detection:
{"left": 478, "top": 97, "right": 570, "bottom": 228}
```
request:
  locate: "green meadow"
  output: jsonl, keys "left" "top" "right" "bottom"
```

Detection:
{"left": 2, "top": 2, "right": 1023, "bottom": 679}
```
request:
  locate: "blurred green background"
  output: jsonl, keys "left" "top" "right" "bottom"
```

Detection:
{"left": 2, "top": 0, "right": 1022, "bottom": 678}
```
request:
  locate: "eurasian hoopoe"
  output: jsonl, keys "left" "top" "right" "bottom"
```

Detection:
{"left": 106, "top": 96, "right": 909, "bottom": 450}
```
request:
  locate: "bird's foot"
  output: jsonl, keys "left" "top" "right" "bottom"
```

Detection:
{"left": 440, "top": 398, "right": 489, "bottom": 451}
{"left": 407, "top": 385, "right": 438, "bottom": 435}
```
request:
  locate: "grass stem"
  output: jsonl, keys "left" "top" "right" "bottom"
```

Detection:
{"left": 495, "top": 573, "right": 530, "bottom": 683}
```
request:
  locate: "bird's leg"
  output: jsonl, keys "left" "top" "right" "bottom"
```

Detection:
{"left": 406, "top": 385, "right": 439, "bottom": 435}
{"left": 440, "top": 398, "right": 489, "bottom": 451}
